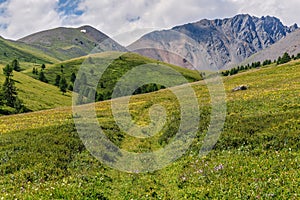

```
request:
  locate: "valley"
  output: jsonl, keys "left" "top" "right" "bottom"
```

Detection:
{"left": 0, "top": 13, "right": 299, "bottom": 199}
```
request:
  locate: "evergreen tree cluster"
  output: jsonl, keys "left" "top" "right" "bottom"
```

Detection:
{"left": 32, "top": 63, "right": 48, "bottom": 83}
{"left": 277, "top": 52, "right": 291, "bottom": 65}
{"left": 222, "top": 52, "right": 300, "bottom": 76}
{"left": 222, "top": 61, "right": 262, "bottom": 76}
{"left": 53, "top": 66, "right": 76, "bottom": 94}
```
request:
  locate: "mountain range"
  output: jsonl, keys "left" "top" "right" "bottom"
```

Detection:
{"left": 0, "top": 14, "right": 299, "bottom": 70}
{"left": 129, "top": 14, "right": 298, "bottom": 69}
{"left": 243, "top": 28, "right": 300, "bottom": 64}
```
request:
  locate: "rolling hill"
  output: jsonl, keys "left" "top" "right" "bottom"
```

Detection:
{"left": 18, "top": 25, "right": 127, "bottom": 61}
{"left": 24, "top": 52, "right": 202, "bottom": 101}
{"left": 0, "top": 36, "right": 57, "bottom": 65}
{"left": 0, "top": 59, "right": 299, "bottom": 199}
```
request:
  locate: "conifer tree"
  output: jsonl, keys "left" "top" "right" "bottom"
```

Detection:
{"left": 2, "top": 64, "right": 18, "bottom": 107}
{"left": 59, "top": 76, "right": 68, "bottom": 94}
{"left": 12, "top": 59, "right": 21, "bottom": 72}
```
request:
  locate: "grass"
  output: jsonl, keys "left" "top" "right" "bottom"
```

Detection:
{"left": 0, "top": 65, "right": 72, "bottom": 112}
{"left": 19, "top": 27, "right": 112, "bottom": 61}
{"left": 25, "top": 52, "right": 202, "bottom": 100}
{"left": 0, "top": 37, "right": 56, "bottom": 65}
{"left": 0, "top": 61, "right": 299, "bottom": 199}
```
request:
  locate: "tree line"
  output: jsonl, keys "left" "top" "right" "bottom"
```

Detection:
{"left": 32, "top": 64, "right": 70, "bottom": 94}
{"left": 222, "top": 52, "right": 299, "bottom": 76}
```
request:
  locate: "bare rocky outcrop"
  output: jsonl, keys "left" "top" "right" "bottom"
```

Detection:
{"left": 129, "top": 14, "right": 298, "bottom": 70}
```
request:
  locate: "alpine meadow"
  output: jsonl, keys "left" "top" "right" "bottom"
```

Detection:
{"left": 0, "top": 7, "right": 299, "bottom": 200}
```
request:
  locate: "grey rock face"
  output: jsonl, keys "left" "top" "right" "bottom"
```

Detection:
{"left": 129, "top": 14, "right": 297, "bottom": 70}
{"left": 243, "top": 28, "right": 300, "bottom": 65}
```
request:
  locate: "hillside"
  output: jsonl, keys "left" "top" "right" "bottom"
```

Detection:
{"left": 0, "top": 60, "right": 299, "bottom": 198}
{"left": 0, "top": 37, "right": 57, "bottom": 65}
{"left": 0, "top": 65, "right": 71, "bottom": 113}
{"left": 24, "top": 52, "right": 202, "bottom": 101}
{"left": 129, "top": 14, "right": 298, "bottom": 70}
{"left": 18, "top": 26, "right": 127, "bottom": 61}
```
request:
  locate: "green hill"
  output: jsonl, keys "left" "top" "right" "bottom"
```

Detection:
{"left": 0, "top": 37, "right": 57, "bottom": 65}
{"left": 0, "top": 60, "right": 299, "bottom": 198}
{"left": 18, "top": 26, "right": 126, "bottom": 61}
{"left": 25, "top": 52, "right": 202, "bottom": 100}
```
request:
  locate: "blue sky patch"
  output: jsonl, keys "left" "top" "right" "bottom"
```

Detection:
{"left": 0, "top": 23, "right": 8, "bottom": 30}
{"left": 56, "top": 0, "right": 84, "bottom": 16}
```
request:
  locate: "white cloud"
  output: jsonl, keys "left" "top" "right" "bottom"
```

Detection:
{"left": 0, "top": 0, "right": 61, "bottom": 39}
{"left": 0, "top": 0, "right": 300, "bottom": 44}
{"left": 73, "top": 0, "right": 239, "bottom": 45}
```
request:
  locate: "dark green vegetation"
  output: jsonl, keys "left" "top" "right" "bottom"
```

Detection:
{"left": 0, "top": 63, "right": 26, "bottom": 114}
{"left": 0, "top": 50, "right": 200, "bottom": 115}
{"left": 27, "top": 52, "right": 202, "bottom": 101}
{"left": 0, "top": 64, "right": 72, "bottom": 113}
{"left": 222, "top": 52, "right": 299, "bottom": 76}
{"left": 0, "top": 60, "right": 299, "bottom": 199}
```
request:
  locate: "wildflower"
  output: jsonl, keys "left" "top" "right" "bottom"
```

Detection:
{"left": 214, "top": 164, "right": 224, "bottom": 171}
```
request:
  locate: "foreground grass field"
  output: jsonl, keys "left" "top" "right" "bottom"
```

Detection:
{"left": 0, "top": 61, "right": 299, "bottom": 199}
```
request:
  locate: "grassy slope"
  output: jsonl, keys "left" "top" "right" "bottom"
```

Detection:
{"left": 19, "top": 30, "right": 96, "bottom": 61}
{"left": 0, "top": 65, "right": 72, "bottom": 112}
{"left": 18, "top": 26, "right": 124, "bottom": 61}
{"left": 24, "top": 52, "right": 202, "bottom": 100}
{"left": 0, "top": 37, "right": 58, "bottom": 65}
{"left": 0, "top": 61, "right": 299, "bottom": 199}
{"left": 25, "top": 52, "right": 202, "bottom": 81}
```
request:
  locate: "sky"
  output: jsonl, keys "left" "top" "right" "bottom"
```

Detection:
{"left": 0, "top": 0, "right": 300, "bottom": 45}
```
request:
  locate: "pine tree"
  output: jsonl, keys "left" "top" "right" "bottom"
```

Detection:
{"left": 55, "top": 74, "right": 61, "bottom": 86}
{"left": 3, "top": 64, "right": 13, "bottom": 77}
{"left": 12, "top": 59, "right": 21, "bottom": 72}
{"left": 277, "top": 56, "right": 282, "bottom": 65}
{"left": 60, "top": 65, "right": 64, "bottom": 74}
{"left": 281, "top": 52, "right": 291, "bottom": 64}
{"left": 41, "top": 64, "right": 46, "bottom": 70}
{"left": 70, "top": 72, "right": 76, "bottom": 83}
{"left": 2, "top": 64, "right": 18, "bottom": 107}
{"left": 59, "top": 76, "right": 68, "bottom": 94}
{"left": 39, "top": 71, "right": 48, "bottom": 83}
{"left": 68, "top": 84, "right": 73, "bottom": 91}
{"left": 14, "top": 98, "right": 25, "bottom": 113}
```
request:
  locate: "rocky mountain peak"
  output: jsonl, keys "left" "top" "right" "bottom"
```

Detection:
{"left": 130, "top": 14, "right": 298, "bottom": 69}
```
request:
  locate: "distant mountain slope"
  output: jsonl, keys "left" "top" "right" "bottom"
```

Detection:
{"left": 0, "top": 36, "right": 57, "bottom": 64}
{"left": 129, "top": 14, "right": 298, "bottom": 69}
{"left": 19, "top": 25, "right": 127, "bottom": 61}
{"left": 242, "top": 29, "right": 300, "bottom": 65}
